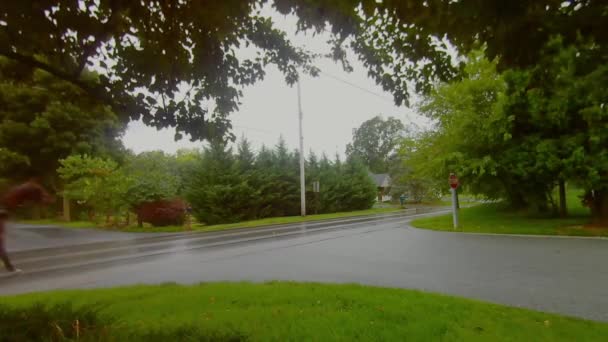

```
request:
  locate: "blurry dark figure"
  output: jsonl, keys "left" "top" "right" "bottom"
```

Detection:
{"left": 0, "top": 181, "right": 54, "bottom": 273}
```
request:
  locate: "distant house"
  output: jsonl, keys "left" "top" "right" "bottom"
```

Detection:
{"left": 369, "top": 173, "right": 392, "bottom": 202}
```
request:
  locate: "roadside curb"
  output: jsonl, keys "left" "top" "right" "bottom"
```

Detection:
{"left": 407, "top": 224, "right": 608, "bottom": 240}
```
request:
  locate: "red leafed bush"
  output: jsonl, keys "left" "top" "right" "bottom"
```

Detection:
{"left": 2, "top": 181, "right": 53, "bottom": 210}
{"left": 135, "top": 199, "right": 186, "bottom": 227}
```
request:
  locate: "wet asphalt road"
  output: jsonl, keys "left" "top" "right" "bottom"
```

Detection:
{"left": 1, "top": 209, "right": 607, "bottom": 322}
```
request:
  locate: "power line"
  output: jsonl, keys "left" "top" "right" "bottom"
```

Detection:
{"left": 318, "top": 70, "right": 424, "bottom": 131}
{"left": 233, "top": 124, "right": 281, "bottom": 136}
{"left": 234, "top": 70, "right": 426, "bottom": 138}
{"left": 318, "top": 70, "right": 396, "bottom": 104}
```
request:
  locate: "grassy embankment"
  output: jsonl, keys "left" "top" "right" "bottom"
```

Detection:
{"left": 22, "top": 206, "right": 404, "bottom": 233}
{"left": 412, "top": 188, "right": 607, "bottom": 236}
{"left": 2, "top": 282, "right": 606, "bottom": 341}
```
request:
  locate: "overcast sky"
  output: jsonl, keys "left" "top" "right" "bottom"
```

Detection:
{"left": 122, "top": 9, "right": 429, "bottom": 157}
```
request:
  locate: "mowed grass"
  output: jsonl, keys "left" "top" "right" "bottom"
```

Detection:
{"left": 187, "top": 207, "right": 403, "bottom": 233}
{"left": 20, "top": 207, "right": 403, "bottom": 233}
{"left": 18, "top": 219, "right": 95, "bottom": 229}
{"left": 2, "top": 282, "right": 607, "bottom": 341}
{"left": 411, "top": 188, "right": 608, "bottom": 236}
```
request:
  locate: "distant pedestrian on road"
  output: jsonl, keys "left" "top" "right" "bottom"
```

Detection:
{"left": 0, "top": 180, "right": 54, "bottom": 273}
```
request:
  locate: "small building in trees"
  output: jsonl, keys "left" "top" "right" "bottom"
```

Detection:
{"left": 369, "top": 173, "right": 392, "bottom": 202}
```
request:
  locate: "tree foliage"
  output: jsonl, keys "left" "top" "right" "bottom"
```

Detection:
{"left": 187, "top": 138, "right": 376, "bottom": 224}
{"left": 403, "top": 43, "right": 608, "bottom": 221}
{"left": 346, "top": 116, "right": 404, "bottom": 173}
{"left": 414, "top": 51, "right": 510, "bottom": 200}
{"left": 404, "top": 50, "right": 558, "bottom": 209}
{"left": 389, "top": 136, "right": 441, "bottom": 203}
{"left": 57, "top": 154, "right": 130, "bottom": 220}
{"left": 501, "top": 38, "right": 608, "bottom": 220}
{"left": 123, "top": 151, "right": 181, "bottom": 207}
{"left": 0, "top": 1, "right": 317, "bottom": 141}
{"left": 57, "top": 151, "right": 193, "bottom": 224}
{"left": 5, "top": 1, "right": 602, "bottom": 141}
{"left": 0, "top": 57, "right": 125, "bottom": 182}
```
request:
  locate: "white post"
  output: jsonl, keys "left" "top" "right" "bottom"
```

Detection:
{"left": 451, "top": 187, "right": 459, "bottom": 229}
{"left": 297, "top": 79, "right": 306, "bottom": 216}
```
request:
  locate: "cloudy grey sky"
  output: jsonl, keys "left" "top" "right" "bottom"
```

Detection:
{"left": 122, "top": 9, "right": 428, "bottom": 157}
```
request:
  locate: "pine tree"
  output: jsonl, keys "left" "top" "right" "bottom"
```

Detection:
{"left": 236, "top": 136, "right": 255, "bottom": 171}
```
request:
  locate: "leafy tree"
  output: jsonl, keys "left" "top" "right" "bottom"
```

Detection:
{"left": 389, "top": 137, "right": 440, "bottom": 203}
{"left": 346, "top": 116, "right": 405, "bottom": 173}
{"left": 59, "top": 150, "right": 198, "bottom": 225}
{"left": 405, "top": 42, "right": 608, "bottom": 222}
{"left": 0, "top": 148, "right": 29, "bottom": 176}
{"left": 0, "top": 1, "right": 317, "bottom": 141}
{"left": 0, "top": 58, "right": 125, "bottom": 183}
{"left": 123, "top": 151, "right": 180, "bottom": 209}
{"left": 6, "top": 1, "right": 603, "bottom": 141}
{"left": 501, "top": 38, "right": 608, "bottom": 222}
{"left": 57, "top": 154, "right": 130, "bottom": 223}
{"left": 174, "top": 148, "right": 203, "bottom": 196}
{"left": 414, "top": 51, "right": 511, "bottom": 202}
{"left": 280, "top": 1, "right": 606, "bottom": 102}
{"left": 408, "top": 50, "right": 561, "bottom": 211}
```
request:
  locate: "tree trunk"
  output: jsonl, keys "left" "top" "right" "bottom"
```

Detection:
{"left": 32, "top": 205, "right": 41, "bottom": 220}
{"left": 588, "top": 190, "right": 608, "bottom": 226}
{"left": 506, "top": 190, "right": 528, "bottom": 210}
{"left": 137, "top": 214, "right": 143, "bottom": 228}
{"left": 62, "top": 195, "right": 71, "bottom": 222}
{"left": 558, "top": 180, "right": 567, "bottom": 218}
{"left": 125, "top": 211, "right": 130, "bottom": 226}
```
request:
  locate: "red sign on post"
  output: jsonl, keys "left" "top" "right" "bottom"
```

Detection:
{"left": 449, "top": 173, "right": 459, "bottom": 189}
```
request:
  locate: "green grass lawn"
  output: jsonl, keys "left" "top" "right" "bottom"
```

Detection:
{"left": 2, "top": 282, "right": 606, "bottom": 341}
{"left": 185, "top": 207, "right": 403, "bottom": 233}
{"left": 20, "top": 207, "right": 404, "bottom": 233}
{"left": 17, "top": 219, "right": 95, "bottom": 229}
{"left": 411, "top": 188, "right": 608, "bottom": 236}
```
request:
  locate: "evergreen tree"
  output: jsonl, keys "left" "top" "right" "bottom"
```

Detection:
{"left": 340, "top": 156, "right": 378, "bottom": 211}
{"left": 236, "top": 136, "right": 255, "bottom": 171}
{"left": 185, "top": 139, "right": 377, "bottom": 224}
{"left": 187, "top": 141, "right": 254, "bottom": 224}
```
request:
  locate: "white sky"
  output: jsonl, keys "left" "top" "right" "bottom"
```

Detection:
{"left": 122, "top": 9, "right": 429, "bottom": 157}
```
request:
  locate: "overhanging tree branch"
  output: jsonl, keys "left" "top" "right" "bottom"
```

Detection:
{"left": 75, "top": 1, "right": 121, "bottom": 76}
{"left": 0, "top": 49, "right": 118, "bottom": 109}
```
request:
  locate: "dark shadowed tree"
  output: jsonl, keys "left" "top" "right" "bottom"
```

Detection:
{"left": 0, "top": 57, "right": 125, "bottom": 184}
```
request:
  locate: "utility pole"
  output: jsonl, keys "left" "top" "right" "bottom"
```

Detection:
{"left": 297, "top": 79, "right": 306, "bottom": 216}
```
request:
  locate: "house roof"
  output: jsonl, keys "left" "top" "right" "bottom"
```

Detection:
{"left": 369, "top": 173, "right": 391, "bottom": 188}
